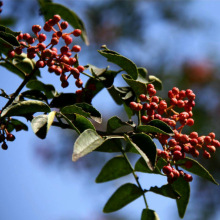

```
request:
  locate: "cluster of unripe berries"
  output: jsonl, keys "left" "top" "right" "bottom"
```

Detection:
{"left": 129, "top": 84, "right": 220, "bottom": 183}
{"left": 0, "top": 114, "right": 16, "bottom": 150}
{"left": 7, "top": 14, "right": 84, "bottom": 89}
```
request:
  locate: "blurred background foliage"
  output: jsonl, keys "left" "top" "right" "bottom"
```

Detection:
{"left": 1, "top": 0, "right": 220, "bottom": 219}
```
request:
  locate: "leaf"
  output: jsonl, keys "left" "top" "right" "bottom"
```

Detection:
{"left": 175, "top": 157, "right": 219, "bottom": 185}
{"left": 26, "top": 80, "right": 57, "bottom": 99}
{"left": 75, "top": 102, "right": 102, "bottom": 123}
{"left": 138, "top": 67, "right": 149, "bottom": 83}
{"left": 98, "top": 47, "right": 138, "bottom": 79}
{"left": 149, "top": 75, "right": 162, "bottom": 91}
{"left": 107, "top": 86, "right": 123, "bottom": 105}
{"left": 149, "top": 184, "right": 180, "bottom": 199}
{"left": 72, "top": 114, "right": 95, "bottom": 133}
{"left": 96, "top": 156, "right": 132, "bottom": 183}
{"left": 31, "top": 111, "right": 56, "bottom": 139}
{"left": 1, "top": 100, "right": 51, "bottom": 117}
{"left": 124, "top": 134, "right": 157, "bottom": 171}
{"left": 141, "top": 209, "right": 160, "bottom": 220}
{"left": 6, "top": 119, "right": 28, "bottom": 133}
{"left": 0, "top": 31, "right": 20, "bottom": 51}
{"left": 135, "top": 157, "right": 164, "bottom": 175}
{"left": 172, "top": 177, "right": 190, "bottom": 218}
{"left": 147, "top": 120, "right": 174, "bottom": 135}
{"left": 103, "top": 183, "right": 142, "bottom": 213}
{"left": 137, "top": 125, "right": 173, "bottom": 136}
{"left": 95, "top": 138, "right": 123, "bottom": 152}
{"left": 50, "top": 93, "right": 77, "bottom": 108}
{"left": 0, "top": 25, "right": 20, "bottom": 37}
{"left": 61, "top": 105, "right": 90, "bottom": 117}
{"left": 107, "top": 116, "right": 134, "bottom": 133}
{"left": 21, "top": 90, "right": 48, "bottom": 102}
{"left": 40, "top": 2, "right": 89, "bottom": 45}
{"left": 72, "top": 129, "right": 104, "bottom": 161}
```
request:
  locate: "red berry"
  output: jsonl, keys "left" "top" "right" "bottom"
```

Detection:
{"left": 148, "top": 88, "right": 156, "bottom": 96}
{"left": 139, "top": 94, "right": 147, "bottom": 102}
{"left": 61, "top": 80, "right": 69, "bottom": 88}
{"left": 43, "top": 22, "right": 52, "bottom": 32}
{"left": 172, "top": 87, "right": 179, "bottom": 95}
{"left": 38, "top": 33, "right": 47, "bottom": 42}
{"left": 208, "top": 132, "right": 215, "bottom": 139}
{"left": 72, "top": 29, "right": 82, "bottom": 37}
{"left": 51, "top": 37, "right": 59, "bottom": 45}
{"left": 163, "top": 165, "right": 173, "bottom": 175}
{"left": 77, "top": 65, "right": 84, "bottom": 73}
{"left": 1, "top": 142, "right": 8, "bottom": 150}
{"left": 14, "top": 47, "right": 22, "bottom": 55}
{"left": 204, "top": 136, "right": 212, "bottom": 144}
{"left": 147, "top": 84, "right": 154, "bottom": 90}
{"left": 63, "top": 35, "right": 72, "bottom": 45}
{"left": 37, "top": 43, "right": 46, "bottom": 50}
{"left": 184, "top": 161, "right": 193, "bottom": 169}
{"left": 189, "top": 132, "right": 198, "bottom": 139}
{"left": 72, "top": 45, "right": 81, "bottom": 53}
{"left": 151, "top": 96, "right": 159, "bottom": 103}
{"left": 60, "top": 46, "right": 69, "bottom": 54}
{"left": 129, "top": 102, "right": 138, "bottom": 110}
{"left": 61, "top": 21, "right": 68, "bottom": 29}
{"left": 36, "top": 60, "right": 45, "bottom": 68}
{"left": 8, "top": 50, "right": 15, "bottom": 58}
{"left": 158, "top": 100, "right": 167, "bottom": 110}
{"left": 184, "top": 173, "right": 193, "bottom": 182}
{"left": 32, "top": 25, "right": 41, "bottom": 33}
{"left": 6, "top": 133, "right": 15, "bottom": 141}
{"left": 141, "top": 115, "right": 149, "bottom": 124}
{"left": 53, "top": 14, "right": 61, "bottom": 23}
{"left": 75, "top": 79, "right": 83, "bottom": 88}
{"left": 203, "top": 150, "right": 211, "bottom": 159}
{"left": 71, "top": 68, "right": 80, "bottom": 79}
{"left": 206, "top": 145, "right": 216, "bottom": 153}
{"left": 69, "top": 57, "right": 77, "bottom": 65}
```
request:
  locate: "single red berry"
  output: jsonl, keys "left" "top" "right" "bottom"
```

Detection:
{"left": 1, "top": 142, "right": 8, "bottom": 150}
{"left": 72, "top": 29, "right": 82, "bottom": 37}
{"left": 8, "top": 50, "right": 15, "bottom": 58}
{"left": 37, "top": 43, "right": 46, "bottom": 50}
{"left": 53, "top": 14, "right": 61, "bottom": 23}
{"left": 141, "top": 115, "right": 149, "bottom": 124}
{"left": 51, "top": 37, "right": 59, "bottom": 45}
{"left": 172, "top": 87, "right": 179, "bottom": 95}
{"left": 189, "top": 132, "right": 198, "bottom": 139}
{"left": 60, "top": 74, "right": 67, "bottom": 82}
{"left": 27, "top": 52, "right": 36, "bottom": 59}
{"left": 32, "top": 25, "right": 41, "bottom": 33}
{"left": 168, "top": 90, "right": 175, "bottom": 99}
{"left": 60, "top": 46, "right": 69, "bottom": 54}
{"left": 212, "top": 139, "right": 220, "bottom": 148}
{"left": 77, "top": 65, "right": 85, "bottom": 73}
{"left": 69, "top": 57, "right": 77, "bottom": 65}
{"left": 158, "top": 100, "right": 167, "bottom": 110}
{"left": 38, "top": 33, "right": 47, "bottom": 42}
{"left": 149, "top": 102, "right": 158, "bottom": 110}
{"left": 36, "top": 60, "right": 45, "bottom": 68}
{"left": 61, "top": 21, "right": 68, "bottom": 29}
{"left": 6, "top": 133, "right": 15, "bottom": 141}
{"left": 72, "top": 45, "right": 81, "bottom": 53}
{"left": 204, "top": 136, "right": 212, "bottom": 144}
{"left": 148, "top": 88, "right": 156, "bottom": 96}
{"left": 173, "top": 150, "right": 182, "bottom": 160}
{"left": 71, "top": 68, "right": 80, "bottom": 79}
{"left": 186, "top": 118, "right": 194, "bottom": 126}
{"left": 151, "top": 96, "right": 159, "bottom": 103}
{"left": 129, "top": 102, "right": 138, "bottom": 110}
{"left": 48, "top": 65, "right": 57, "bottom": 73}
{"left": 17, "top": 33, "right": 23, "bottom": 41}
{"left": 163, "top": 165, "right": 173, "bottom": 175}
{"left": 203, "top": 150, "right": 211, "bottom": 159}
{"left": 61, "top": 80, "right": 69, "bottom": 88}
{"left": 75, "top": 79, "right": 83, "bottom": 88}
{"left": 184, "top": 173, "right": 193, "bottom": 182}
{"left": 170, "top": 98, "right": 177, "bottom": 105}
{"left": 63, "top": 35, "right": 72, "bottom": 45}
{"left": 177, "top": 100, "right": 185, "bottom": 108}
{"left": 206, "top": 145, "right": 216, "bottom": 153}
{"left": 23, "top": 33, "right": 31, "bottom": 40}
{"left": 14, "top": 47, "right": 22, "bottom": 55}
{"left": 43, "top": 22, "right": 52, "bottom": 32}
{"left": 147, "top": 84, "right": 154, "bottom": 90}
{"left": 139, "top": 94, "right": 147, "bottom": 102}
{"left": 184, "top": 161, "right": 193, "bottom": 169}
{"left": 208, "top": 132, "right": 215, "bottom": 139}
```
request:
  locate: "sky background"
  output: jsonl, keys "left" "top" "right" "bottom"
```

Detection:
{"left": 1, "top": 1, "right": 220, "bottom": 220}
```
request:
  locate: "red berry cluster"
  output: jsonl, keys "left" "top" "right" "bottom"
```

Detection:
{"left": 0, "top": 115, "right": 16, "bottom": 150}
{"left": 7, "top": 14, "right": 84, "bottom": 89}
{"left": 129, "top": 84, "right": 220, "bottom": 183}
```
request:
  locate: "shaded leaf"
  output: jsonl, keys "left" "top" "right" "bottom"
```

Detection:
{"left": 75, "top": 102, "right": 102, "bottom": 123}
{"left": 72, "top": 129, "right": 104, "bottom": 161}
{"left": 21, "top": 90, "right": 48, "bottom": 102}
{"left": 172, "top": 177, "right": 190, "bottom": 218}
{"left": 107, "top": 86, "right": 123, "bottom": 105}
{"left": 141, "top": 209, "right": 160, "bottom": 220}
{"left": 6, "top": 119, "right": 28, "bottom": 133}
{"left": 98, "top": 47, "right": 138, "bottom": 79}
{"left": 26, "top": 80, "right": 56, "bottom": 99}
{"left": 124, "top": 134, "right": 157, "bottom": 171}
{"left": 50, "top": 93, "right": 77, "bottom": 108}
{"left": 95, "top": 138, "right": 123, "bottom": 152}
{"left": 107, "top": 116, "right": 133, "bottom": 133}
{"left": 1, "top": 100, "right": 51, "bottom": 117}
{"left": 0, "top": 25, "right": 20, "bottom": 37}
{"left": 147, "top": 120, "right": 174, "bottom": 135}
{"left": 149, "top": 184, "right": 180, "bottom": 199}
{"left": 40, "top": 2, "right": 89, "bottom": 45}
{"left": 175, "top": 157, "right": 219, "bottom": 185}
{"left": 103, "top": 183, "right": 142, "bottom": 213}
{"left": 137, "top": 125, "right": 173, "bottom": 136}
{"left": 149, "top": 75, "right": 162, "bottom": 90}
{"left": 61, "top": 105, "right": 90, "bottom": 117}
{"left": 96, "top": 156, "right": 132, "bottom": 183}
{"left": 31, "top": 111, "right": 56, "bottom": 139}
{"left": 135, "top": 157, "right": 165, "bottom": 175}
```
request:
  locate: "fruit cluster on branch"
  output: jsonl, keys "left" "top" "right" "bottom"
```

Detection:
{"left": 130, "top": 84, "right": 220, "bottom": 183}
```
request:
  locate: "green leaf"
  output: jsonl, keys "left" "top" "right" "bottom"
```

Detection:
{"left": 26, "top": 80, "right": 56, "bottom": 99}
{"left": 75, "top": 102, "right": 102, "bottom": 123}
{"left": 147, "top": 120, "right": 174, "bottom": 135}
{"left": 50, "top": 93, "right": 77, "bottom": 108}
{"left": 124, "top": 134, "right": 157, "bottom": 171}
{"left": 122, "top": 74, "right": 148, "bottom": 97}
{"left": 149, "top": 184, "right": 180, "bottom": 199}
{"left": 61, "top": 105, "right": 90, "bottom": 117}
{"left": 96, "top": 156, "right": 132, "bottom": 183}
{"left": 0, "top": 25, "right": 20, "bottom": 37}
{"left": 138, "top": 67, "right": 149, "bottom": 83}
{"left": 40, "top": 2, "right": 89, "bottom": 45}
{"left": 20, "top": 90, "right": 48, "bottom": 102}
{"left": 135, "top": 157, "right": 165, "bottom": 175}
{"left": 72, "top": 129, "right": 104, "bottom": 161}
{"left": 136, "top": 125, "right": 173, "bottom": 136}
{"left": 98, "top": 47, "right": 138, "bottom": 79}
{"left": 0, "top": 31, "right": 20, "bottom": 48}
{"left": 149, "top": 75, "right": 162, "bottom": 91}
{"left": 31, "top": 111, "right": 56, "bottom": 139}
{"left": 107, "top": 116, "right": 134, "bottom": 133}
{"left": 103, "top": 183, "right": 142, "bottom": 213}
{"left": 1, "top": 100, "right": 51, "bottom": 117}
{"left": 6, "top": 119, "right": 28, "bottom": 133}
{"left": 141, "top": 209, "right": 160, "bottom": 220}
{"left": 175, "top": 157, "right": 219, "bottom": 185}
{"left": 72, "top": 114, "right": 95, "bottom": 133}
{"left": 172, "top": 177, "right": 190, "bottom": 218}
{"left": 95, "top": 138, "right": 123, "bottom": 152}
{"left": 107, "top": 86, "right": 123, "bottom": 105}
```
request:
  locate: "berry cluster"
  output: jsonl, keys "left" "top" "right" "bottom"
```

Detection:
{"left": 7, "top": 14, "right": 84, "bottom": 89}
{"left": 129, "top": 84, "right": 220, "bottom": 183}
{"left": 0, "top": 114, "right": 16, "bottom": 150}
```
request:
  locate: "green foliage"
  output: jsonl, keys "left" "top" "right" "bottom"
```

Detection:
{"left": 103, "top": 183, "right": 143, "bottom": 213}
{"left": 141, "top": 209, "right": 160, "bottom": 220}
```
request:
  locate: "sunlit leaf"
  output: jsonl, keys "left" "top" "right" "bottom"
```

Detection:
{"left": 141, "top": 209, "right": 160, "bottom": 220}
